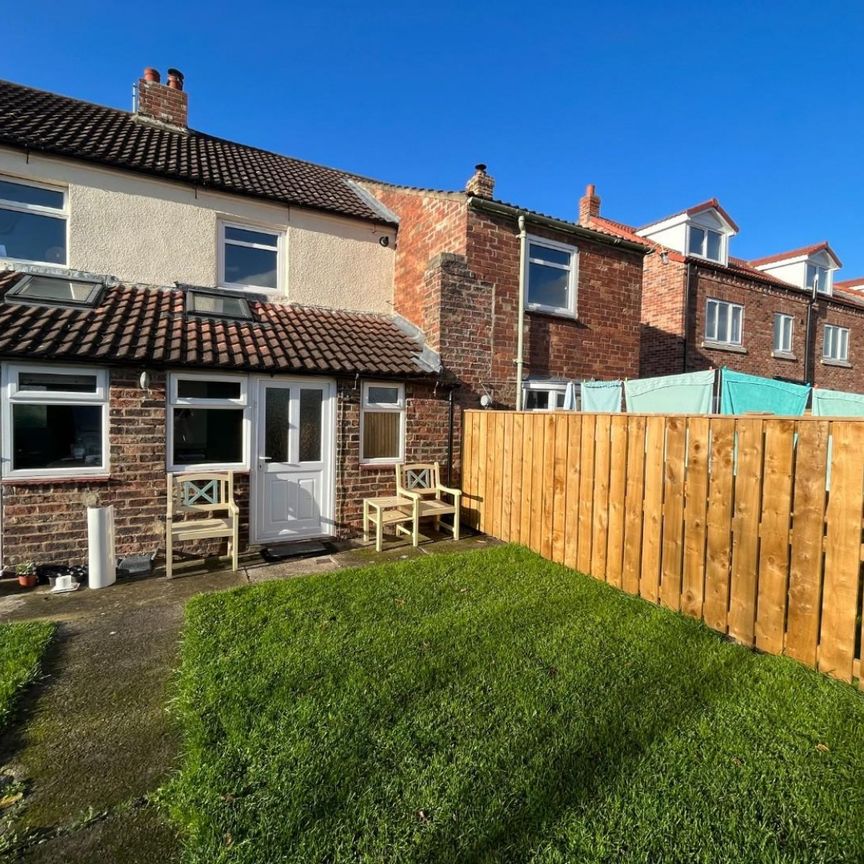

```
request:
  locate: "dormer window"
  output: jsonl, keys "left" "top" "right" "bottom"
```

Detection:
{"left": 806, "top": 263, "right": 830, "bottom": 295}
{"left": 688, "top": 225, "right": 723, "bottom": 262}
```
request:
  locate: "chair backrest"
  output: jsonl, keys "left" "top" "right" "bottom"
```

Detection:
{"left": 167, "top": 472, "right": 234, "bottom": 517}
{"left": 395, "top": 463, "right": 440, "bottom": 498}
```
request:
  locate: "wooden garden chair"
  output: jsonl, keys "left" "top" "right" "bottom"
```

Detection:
{"left": 394, "top": 462, "right": 461, "bottom": 545}
{"left": 165, "top": 472, "right": 239, "bottom": 578}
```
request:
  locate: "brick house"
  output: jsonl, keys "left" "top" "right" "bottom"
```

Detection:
{"left": 361, "top": 167, "right": 647, "bottom": 412}
{"left": 0, "top": 70, "right": 450, "bottom": 569}
{"left": 0, "top": 74, "right": 647, "bottom": 571}
{"left": 577, "top": 186, "right": 864, "bottom": 391}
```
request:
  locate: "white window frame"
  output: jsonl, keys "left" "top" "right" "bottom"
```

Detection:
{"left": 705, "top": 298, "right": 744, "bottom": 346}
{"left": 807, "top": 263, "right": 831, "bottom": 296}
{"left": 0, "top": 362, "right": 109, "bottom": 479}
{"left": 772, "top": 313, "right": 794, "bottom": 355}
{"left": 823, "top": 324, "right": 850, "bottom": 363}
{"left": 687, "top": 224, "right": 724, "bottom": 263}
{"left": 167, "top": 371, "right": 251, "bottom": 471}
{"left": 359, "top": 381, "right": 406, "bottom": 465}
{"left": 525, "top": 235, "right": 578, "bottom": 317}
{"left": 523, "top": 380, "right": 569, "bottom": 411}
{"left": 0, "top": 175, "right": 69, "bottom": 268}
{"left": 217, "top": 220, "right": 283, "bottom": 295}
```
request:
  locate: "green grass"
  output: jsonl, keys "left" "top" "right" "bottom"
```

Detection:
{"left": 165, "top": 546, "right": 864, "bottom": 863}
{"left": 0, "top": 621, "right": 54, "bottom": 731}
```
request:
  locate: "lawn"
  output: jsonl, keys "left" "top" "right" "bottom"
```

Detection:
{"left": 0, "top": 621, "right": 54, "bottom": 731}
{"left": 165, "top": 545, "right": 864, "bottom": 863}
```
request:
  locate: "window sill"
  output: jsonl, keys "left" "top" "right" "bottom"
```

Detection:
{"left": 360, "top": 461, "right": 404, "bottom": 470}
{"left": 701, "top": 341, "right": 747, "bottom": 354}
{"left": 526, "top": 306, "right": 578, "bottom": 321}
{"left": 1, "top": 474, "right": 112, "bottom": 486}
{"left": 821, "top": 358, "right": 852, "bottom": 368}
{"left": 771, "top": 351, "right": 797, "bottom": 361}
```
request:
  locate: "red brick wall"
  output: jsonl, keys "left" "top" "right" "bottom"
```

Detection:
{"left": 360, "top": 183, "right": 467, "bottom": 336}
{"left": 335, "top": 379, "right": 453, "bottom": 531}
{"left": 639, "top": 253, "right": 688, "bottom": 376}
{"left": 639, "top": 260, "right": 864, "bottom": 392}
{"left": 1, "top": 368, "right": 453, "bottom": 569}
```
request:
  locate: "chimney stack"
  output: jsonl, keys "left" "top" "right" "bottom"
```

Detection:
{"left": 579, "top": 183, "right": 601, "bottom": 224}
{"left": 135, "top": 66, "right": 188, "bottom": 129}
{"left": 465, "top": 163, "right": 495, "bottom": 199}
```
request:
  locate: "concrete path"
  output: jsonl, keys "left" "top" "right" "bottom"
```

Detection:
{"left": 0, "top": 533, "right": 495, "bottom": 861}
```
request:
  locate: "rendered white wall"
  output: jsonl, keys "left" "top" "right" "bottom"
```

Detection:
{"left": 0, "top": 148, "right": 395, "bottom": 313}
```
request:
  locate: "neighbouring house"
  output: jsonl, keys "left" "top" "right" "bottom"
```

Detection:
{"left": 0, "top": 72, "right": 648, "bottom": 571}
{"left": 360, "top": 168, "right": 648, "bottom": 412}
{"left": 577, "top": 186, "right": 864, "bottom": 391}
{"left": 0, "top": 69, "right": 449, "bottom": 569}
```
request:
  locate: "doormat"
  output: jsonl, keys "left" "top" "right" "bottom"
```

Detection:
{"left": 260, "top": 541, "right": 329, "bottom": 562}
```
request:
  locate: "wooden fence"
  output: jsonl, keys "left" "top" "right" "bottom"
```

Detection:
{"left": 461, "top": 410, "right": 864, "bottom": 686}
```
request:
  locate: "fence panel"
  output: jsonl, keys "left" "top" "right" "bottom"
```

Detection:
{"left": 461, "top": 411, "right": 864, "bottom": 682}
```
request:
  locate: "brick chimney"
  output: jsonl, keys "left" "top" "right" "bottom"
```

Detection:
{"left": 135, "top": 67, "right": 188, "bottom": 129}
{"left": 579, "top": 183, "right": 601, "bottom": 224}
{"left": 465, "top": 163, "right": 495, "bottom": 199}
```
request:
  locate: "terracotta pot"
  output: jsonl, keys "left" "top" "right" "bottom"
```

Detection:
{"left": 18, "top": 574, "right": 37, "bottom": 589}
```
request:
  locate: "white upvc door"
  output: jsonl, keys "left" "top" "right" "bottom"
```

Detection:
{"left": 253, "top": 377, "right": 335, "bottom": 542}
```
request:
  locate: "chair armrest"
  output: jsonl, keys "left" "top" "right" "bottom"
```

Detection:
{"left": 227, "top": 502, "right": 240, "bottom": 517}
{"left": 399, "top": 490, "right": 422, "bottom": 502}
{"left": 436, "top": 484, "right": 462, "bottom": 498}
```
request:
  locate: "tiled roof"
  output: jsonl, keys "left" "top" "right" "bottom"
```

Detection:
{"left": 637, "top": 198, "right": 740, "bottom": 233}
{"left": 835, "top": 277, "right": 864, "bottom": 291}
{"left": 0, "top": 272, "right": 435, "bottom": 377}
{"left": 749, "top": 242, "right": 842, "bottom": 269}
{"left": 0, "top": 79, "right": 394, "bottom": 225}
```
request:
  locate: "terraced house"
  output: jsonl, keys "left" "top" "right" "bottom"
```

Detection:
{"left": 576, "top": 185, "right": 864, "bottom": 391}
{"left": 0, "top": 70, "right": 646, "bottom": 569}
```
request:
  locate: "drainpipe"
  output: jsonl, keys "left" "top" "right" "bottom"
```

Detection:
{"left": 683, "top": 262, "right": 692, "bottom": 374}
{"left": 803, "top": 279, "right": 818, "bottom": 385}
{"left": 515, "top": 214, "right": 527, "bottom": 409}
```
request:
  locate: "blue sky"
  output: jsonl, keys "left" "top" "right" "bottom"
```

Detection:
{"left": 5, "top": 1, "right": 863, "bottom": 272}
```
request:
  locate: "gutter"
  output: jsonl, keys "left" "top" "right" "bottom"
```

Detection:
{"left": 467, "top": 195, "right": 650, "bottom": 255}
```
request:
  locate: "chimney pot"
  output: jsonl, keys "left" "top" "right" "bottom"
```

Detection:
{"left": 166, "top": 68, "right": 184, "bottom": 91}
{"left": 579, "top": 183, "right": 601, "bottom": 224}
{"left": 466, "top": 163, "right": 495, "bottom": 199}
{"left": 143, "top": 67, "right": 160, "bottom": 83}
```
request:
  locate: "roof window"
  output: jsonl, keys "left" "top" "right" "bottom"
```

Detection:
{"left": 5, "top": 273, "right": 103, "bottom": 307}
{"left": 187, "top": 289, "right": 253, "bottom": 321}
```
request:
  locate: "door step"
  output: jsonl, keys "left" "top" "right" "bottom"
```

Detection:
{"left": 260, "top": 541, "right": 329, "bottom": 562}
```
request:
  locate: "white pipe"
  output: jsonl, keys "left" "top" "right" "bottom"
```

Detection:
{"left": 515, "top": 214, "right": 527, "bottom": 410}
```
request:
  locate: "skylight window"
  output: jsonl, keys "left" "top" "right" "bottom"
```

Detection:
{"left": 187, "top": 290, "right": 253, "bottom": 321}
{"left": 6, "top": 274, "right": 103, "bottom": 306}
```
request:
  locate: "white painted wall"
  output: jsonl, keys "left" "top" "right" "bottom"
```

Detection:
{"left": 0, "top": 147, "right": 396, "bottom": 313}
{"left": 641, "top": 221, "right": 687, "bottom": 254}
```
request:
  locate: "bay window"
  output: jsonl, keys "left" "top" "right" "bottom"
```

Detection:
{"left": 168, "top": 373, "right": 249, "bottom": 470}
{"left": 360, "top": 382, "right": 405, "bottom": 464}
{"left": 1, "top": 364, "right": 108, "bottom": 478}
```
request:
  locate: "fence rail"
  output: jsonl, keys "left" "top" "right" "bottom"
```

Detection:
{"left": 461, "top": 411, "right": 864, "bottom": 685}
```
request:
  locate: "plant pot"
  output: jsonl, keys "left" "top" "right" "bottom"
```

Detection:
{"left": 18, "top": 574, "right": 37, "bottom": 589}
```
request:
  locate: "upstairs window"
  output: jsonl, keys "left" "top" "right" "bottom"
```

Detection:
{"left": 823, "top": 324, "right": 849, "bottom": 363}
{"left": 524, "top": 381, "right": 569, "bottom": 411}
{"left": 0, "top": 177, "right": 67, "bottom": 266}
{"left": 219, "top": 222, "right": 280, "bottom": 293}
{"left": 1, "top": 364, "right": 108, "bottom": 478}
{"left": 688, "top": 225, "right": 723, "bottom": 262}
{"left": 526, "top": 237, "right": 577, "bottom": 316}
{"left": 772, "top": 313, "right": 794, "bottom": 355}
{"left": 705, "top": 298, "right": 743, "bottom": 346}
{"left": 806, "top": 263, "right": 830, "bottom": 295}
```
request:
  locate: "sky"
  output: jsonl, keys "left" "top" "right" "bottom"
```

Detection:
{"left": 4, "top": 1, "right": 864, "bottom": 272}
